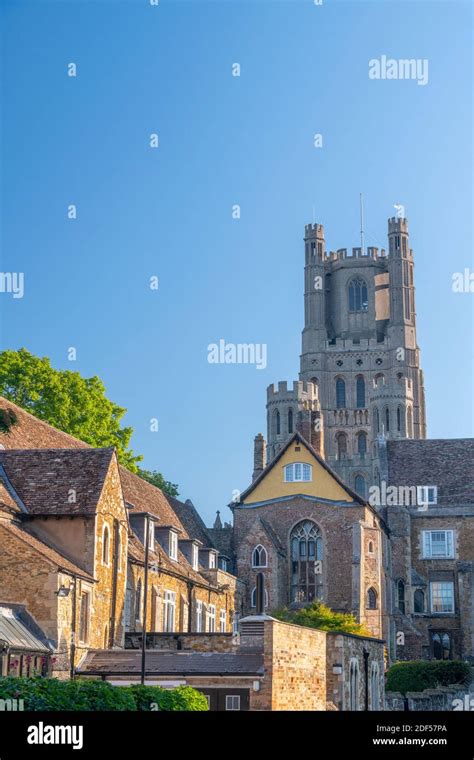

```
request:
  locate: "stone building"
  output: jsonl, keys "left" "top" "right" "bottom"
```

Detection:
{"left": 263, "top": 217, "right": 426, "bottom": 498}
{"left": 0, "top": 397, "right": 242, "bottom": 678}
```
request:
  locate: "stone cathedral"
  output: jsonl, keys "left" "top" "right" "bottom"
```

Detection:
{"left": 262, "top": 216, "right": 427, "bottom": 498}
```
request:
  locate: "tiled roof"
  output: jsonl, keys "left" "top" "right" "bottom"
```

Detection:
{"left": 77, "top": 649, "right": 264, "bottom": 676}
{"left": 0, "top": 448, "right": 114, "bottom": 515}
{"left": 119, "top": 467, "right": 188, "bottom": 536}
{"left": 0, "top": 521, "right": 94, "bottom": 580}
{"left": 0, "top": 399, "right": 89, "bottom": 450}
{"left": 166, "top": 496, "right": 215, "bottom": 548}
{"left": 387, "top": 439, "right": 474, "bottom": 507}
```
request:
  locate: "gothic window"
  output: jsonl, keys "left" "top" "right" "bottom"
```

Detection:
{"left": 397, "top": 579, "right": 406, "bottom": 615}
{"left": 290, "top": 520, "right": 323, "bottom": 604}
{"left": 135, "top": 579, "right": 142, "bottom": 623}
{"left": 357, "top": 432, "right": 367, "bottom": 456}
{"left": 432, "top": 632, "right": 451, "bottom": 660}
{"left": 349, "top": 659, "right": 359, "bottom": 711}
{"left": 348, "top": 277, "right": 368, "bottom": 312}
{"left": 251, "top": 587, "right": 269, "bottom": 609}
{"left": 310, "top": 377, "right": 319, "bottom": 392}
{"left": 368, "top": 540, "right": 374, "bottom": 554}
{"left": 336, "top": 377, "right": 346, "bottom": 408}
{"left": 288, "top": 408, "right": 294, "bottom": 434}
{"left": 370, "top": 663, "right": 380, "bottom": 710}
{"left": 414, "top": 589, "right": 425, "bottom": 614}
{"left": 273, "top": 409, "right": 281, "bottom": 436}
{"left": 374, "top": 407, "right": 380, "bottom": 434}
{"left": 336, "top": 432, "right": 347, "bottom": 460}
{"left": 374, "top": 373, "right": 385, "bottom": 387}
{"left": 367, "top": 587, "right": 377, "bottom": 610}
{"left": 384, "top": 407, "right": 390, "bottom": 433}
{"left": 356, "top": 375, "right": 365, "bottom": 408}
{"left": 397, "top": 406, "right": 403, "bottom": 433}
{"left": 252, "top": 544, "right": 268, "bottom": 568}
{"left": 407, "top": 407, "right": 413, "bottom": 437}
{"left": 102, "top": 524, "right": 110, "bottom": 565}
{"left": 355, "top": 475, "right": 366, "bottom": 498}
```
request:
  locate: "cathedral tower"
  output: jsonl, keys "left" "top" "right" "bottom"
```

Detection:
{"left": 257, "top": 216, "right": 426, "bottom": 498}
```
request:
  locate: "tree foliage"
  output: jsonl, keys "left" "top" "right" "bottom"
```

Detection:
{"left": 0, "top": 350, "right": 178, "bottom": 495}
{"left": 386, "top": 660, "right": 471, "bottom": 695}
{"left": 273, "top": 600, "right": 370, "bottom": 636}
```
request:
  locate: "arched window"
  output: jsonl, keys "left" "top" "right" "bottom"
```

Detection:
{"left": 251, "top": 587, "right": 269, "bottom": 609}
{"left": 407, "top": 407, "right": 413, "bottom": 437}
{"left": 432, "top": 632, "right": 451, "bottom": 660}
{"left": 348, "top": 277, "right": 368, "bottom": 312}
{"left": 336, "top": 378, "right": 346, "bottom": 408}
{"left": 367, "top": 587, "right": 377, "bottom": 610}
{"left": 355, "top": 475, "right": 366, "bottom": 498}
{"left": 397, "top": 406, "right": 403, "bottom": 433}
{"left": 414, "top": 589, "right": 425, "bottom": 614}
{"left": 397, "top": 579, "right": 405, "bottom": 614}
{"left": 252, "top": 544, "right": 268, "bottom": 568}
{"left": 273, "top": 409, "right": 281, "bottom": 436}
{"left": 374, "top": 407, "right": 380, "bottom": 434}
{"left": 384, "top": 407, "right": 390, "bottom": 433}
{"left": 135, "top": 579, "right": 142, "bottom": 623}
{"left": 357, "top": 432, "right": 367, "bottom": 456}
{"left": 290, "top": 520, "right": 323, "bottom": 604}
{"left": 356, "top": 376, "right": 365, "bottom": 408}
{"left": 310, "top": 377, "right": 319, "bottom": 392}
{"left": 368, "top": 540, "right": 374, "bottom": 553}
{"left": 336, "top": 432, "right": 347, "bottom": 460}
{"left": 374, "top": 373, "right": 385, "bottom": 388}
{"left": 370, "top": 662, "right": 380, "bottom": 710}
{"left": 288, "top": 408, "right": 294, "bottom": 435}
{"left": 349, "top": 659, "right": 359, "bottom": 710}
{"left": 102, "top": 524, "right": 110, "bottom": 565}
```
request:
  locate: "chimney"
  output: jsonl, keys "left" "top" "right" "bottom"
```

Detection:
{"left": 252, "top": 433, "right": 266, "bottom": 481}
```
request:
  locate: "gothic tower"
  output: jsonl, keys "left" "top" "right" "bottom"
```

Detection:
{"left": 258, "top": 216, "right": 426, "bottom": 498}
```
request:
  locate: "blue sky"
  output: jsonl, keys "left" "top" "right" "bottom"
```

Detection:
{"left": 1, "top": 0, "right": 472, "bottom": 525}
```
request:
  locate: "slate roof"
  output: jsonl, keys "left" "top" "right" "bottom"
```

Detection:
{"left": 387, "top": 439, "right": 474, "bottom": 507}
{"left": 166, "top": 496, "right": 215, "bottom": 548}
{"left": 0, "top": 521, "right": 95, "bottom": 581}
{"left": 0, "top": 448, "right": 115, "bottom": 515}
{"left": 0, "top": 604, "right": 51, "bottom": 653}
{"left": 77, "top": 649, "right": 264, "bottom": 677}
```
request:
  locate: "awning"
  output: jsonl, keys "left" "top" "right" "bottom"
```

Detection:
{"left": 0, "top": 605, "right": 50, "bottom": 653}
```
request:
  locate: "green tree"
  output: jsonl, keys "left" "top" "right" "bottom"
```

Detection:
{"left": 136, "top": 468, "right": 179, "bottom": 497}
{"left": 273, "top": 600, "right": 370, "bottom": 636}
{"left": 0, "top": 349, "right": 178, "bottom": 495}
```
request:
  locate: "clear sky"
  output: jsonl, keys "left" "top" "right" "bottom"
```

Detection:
{"left": 1, "top": 0, "right": 472, "bottom": 525}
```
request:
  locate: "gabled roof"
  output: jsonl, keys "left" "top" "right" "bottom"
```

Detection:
{"left": 166, "top": 496, "right": 215, "bottom": 548}
{"left": 0, "top": 448, "right": 115, "bottom": 515}
{"left": 387, "top": 438, "right": 474, "bottom": 507}
{"left": 0, "top": 521, "right": 95, "bottom": 581}
{"left": 233, "top": 432, "right": 366, "bottom": 507}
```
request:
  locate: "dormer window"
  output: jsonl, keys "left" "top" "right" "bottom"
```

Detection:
{"left": 284, "top": 462, "right": 312, "bottom": 483}
{"left": 148, "top": 522, "right": 155, "bottom": 552}
{"left": 209, "top": 551, "right": 216, "bottom": 569}
{"left": 169, "top": 531, "right": 178, "bottom": 561}
{"left": 192, "top": 543, "right": 199, "bottom": 570}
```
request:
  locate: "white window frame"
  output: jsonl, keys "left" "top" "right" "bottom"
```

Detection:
{"left": 225, "top": 695, "right": 241, "bottom": 711}
{"left": 252, "top": 544, "right": 268, "bottom": 568}
{"left": 163, "top": 590, "right": 176, "bottom": 631}
{"left": 284, "top": 462, "right": 312, "bottom": 483}
{"left": 430, "top": 581, "right": 455, "bottom": 614}
{"left": 208, "top": 604, "right": 216, "bottom": 632}
{"left": 208, "top": 552, "right": 216, "bottom": 569}
{"left": 219, "top": 609, "right": 227, "bottom": 632}
{"left": 148, "top": 522, "right": 155, "bottom": 552}
{"left": 196, "top": 600, "right": 203, "bottom": 632}
{"left": 422, "top": 530, "right": 454, "bottom": 559}
{"left": 417, "top": 485, "right": 437, "bottom": 507}
{"left": 192, "top": 544, "right": 199, "bottom": 570}
{"left": 251, "top": 587, "right": 269, "bottom": 609}
{"left": 169, "top": 531, "right": 178, "bottom": 561}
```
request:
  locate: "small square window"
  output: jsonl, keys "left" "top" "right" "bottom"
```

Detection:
{"left": 225, "top": 695, "right": 241, "bottom": 711}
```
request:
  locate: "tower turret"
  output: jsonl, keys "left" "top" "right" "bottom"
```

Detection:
{"left": 387, "top": 217, "right": 417, "bottom": 350}
{"left": 302, "top": 223, "right": 327, "bottom": 355}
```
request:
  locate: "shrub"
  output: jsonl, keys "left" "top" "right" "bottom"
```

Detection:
{"left": 386, "top": 660, "right": 471, "bottom": 695}
{"left": 273, "top": 600, "right": 370, "bottom": 636}
{"left": 0, "top": 677, "right": 207, "bottom": 711}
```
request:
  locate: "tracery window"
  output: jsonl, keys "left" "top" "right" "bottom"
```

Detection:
{"left": 290, "top": 520, "right": 323, "bottom": 604}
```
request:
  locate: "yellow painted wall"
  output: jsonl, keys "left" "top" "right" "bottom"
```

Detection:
{"left": 243, "top": 441, "right": 354, "bottom": 504}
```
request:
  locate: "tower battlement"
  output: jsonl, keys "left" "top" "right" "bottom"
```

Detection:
{"left": 304, "top": 223, "right": 325, "bottom": 239}
{"left": 388, "top": 216, "right": 408, "bottom": 234}
{"left": 267, "top": 380, "right": 319, "bottom": 402}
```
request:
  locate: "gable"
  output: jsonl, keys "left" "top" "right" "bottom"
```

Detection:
{"left": 242, "top": 437, "right": 355, "bottom": 505}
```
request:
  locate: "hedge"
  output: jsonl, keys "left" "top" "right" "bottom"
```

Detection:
{"left": 386, "top": 660, "right": 471, "bottom": 695}
{"left": 0, "top": 677, "right": 208, "bottom": 711}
